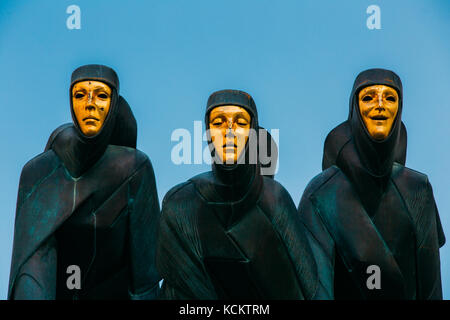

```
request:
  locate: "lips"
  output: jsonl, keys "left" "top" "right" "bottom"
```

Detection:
{"left": 370, "top": 115, "right": 388, "bottom": 120}
{"left": 83, "top": 116, "right": 100, "bottom": 122}
{"left": 223, "top": 144, "right": 237, "bottom": 152}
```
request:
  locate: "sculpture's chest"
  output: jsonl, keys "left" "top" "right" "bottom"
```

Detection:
{"left": 197, "top": 197, "right": 302, "bottom": 299}
{"left": 54, "top": 160, "right": 135, "bottom": 297}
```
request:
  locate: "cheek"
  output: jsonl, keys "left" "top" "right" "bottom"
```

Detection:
{"left": 361, "top": 104, "right": 373, "bottom": 117}
{"left": 359, "top": 103, "right": 370, "bottom": 117}
{"left": 97, "top": 99, "right": 110, "bottom": 109}
{"left": 235, "top": 134, "right": 249, "bottom": 152}
{"left": 100, "top": 103, "right": 112, "bottom": 118}
{"left": 72, "top": 102, "right": 85, "bottom": 117}
{"left": 236, "top": 131, "right": 249, "bottom": 142}
{"left": 234, "top": 126, "right": 250, "bottom": 138}
{"left": 210, "top": 129, "right": 224, "bottom": 143}
{"left": 387, "top": 104, "right": 399, "bottom": 117}
{"left": 99, "top": 108, "right": 108, "bottom": 120}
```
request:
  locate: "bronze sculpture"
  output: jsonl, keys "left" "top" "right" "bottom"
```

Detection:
{"left": 298, "top": 68, "right": 445, "bottom": 299}
{"left": 8, "top": 65, "right": 161, "bottom": 300}
{"left": 156, "top": 89, "right": 328, "bottom": 299}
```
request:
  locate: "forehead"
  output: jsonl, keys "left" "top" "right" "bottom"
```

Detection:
{"left": 72, "top": 80, "right": 111, "bottom": 92}
{"left": 359, "top": 84, "right": 398, "bottom": 96}
{"left": 209, "top": 105, "right": 251, "bottom": 118}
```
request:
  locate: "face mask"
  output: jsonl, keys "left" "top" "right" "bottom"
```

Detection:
{"left": 358, "top": 85, "right": 399, "bottom": 141}
{"left": 72, "top": 80, "right": 112, "bottom": 137}
{"left": 209, "top": 105, "right": 251, "bottom": 165}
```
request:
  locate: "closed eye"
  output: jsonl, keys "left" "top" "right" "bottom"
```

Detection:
{"left": 211, "top": 119, "right": 224, "bottom": 126}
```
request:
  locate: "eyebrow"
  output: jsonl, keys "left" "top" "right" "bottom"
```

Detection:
{"left": 73, "top": 86, "right": 109, "bottom": 92}
{"left": 210, "top": 113, "right": 225, "bottom": 119}
{"left": 210, "top": 112, "right": 250, "bottom": 120}
{"left": 91, "top": 87, "right": 110, "bottom": 94}
{"left": 361, "top": 89, "right": 377, "bottom": 95}
{"left": 233, "top": 112, "right": 251, "bottom": 119}
{"left": 383, "top": 89, "right": 397, "bottom": 95}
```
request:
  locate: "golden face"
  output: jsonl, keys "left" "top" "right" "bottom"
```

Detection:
{"left": 72, "top": 80, "right": 112, "bottom": 137}
{"left": 209, "top": 105, "right": 251, "bottom": 164}
{"left": 358, "top": 85, "right": 399, "bottom": 141}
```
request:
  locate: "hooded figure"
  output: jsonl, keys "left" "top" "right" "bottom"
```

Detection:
{"left": 9, "top": 64, "right": 161, "bottom": 300}
{"left": 156, "top": 89, "right": 327, "bottom": 299}
{"left": 322, "top": 72, "right": 408, "bottom": 171}
{"left": 298, "top": 68, "right": 445, "bottom": 299}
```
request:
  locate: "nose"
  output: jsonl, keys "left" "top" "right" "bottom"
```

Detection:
{"left": 225, "top": 120, "right": 233, "bottom": 132}
{"left": 225, "top": 126, "right": 237, "bottom": 139}
{"left": 86, "top": 92, "right": 96, "bottom": 111}
{"left": 375, "top": 94, "right": 385, "bottom": 111}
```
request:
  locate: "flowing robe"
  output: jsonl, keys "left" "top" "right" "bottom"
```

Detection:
{"left": 9, "top": 145, "right": 161, "bottom": 300}
{"left": 157, "top": 172, "right": 329, "bottom": 300}
{"left": 299, "top": 163, "right": 445, "bottom": 299}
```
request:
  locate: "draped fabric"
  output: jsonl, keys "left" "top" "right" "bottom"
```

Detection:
{"left": 322, "top": 120, "right": 407, "bottom": 171}
{"left": 299, "top": 69, "right": 445, "bottom": 300}
{"left": 8, "top": 65, "right": 161, "bottom": 300}
{"left": 9, "top": 146, "right": 161, "bottom": 300}
{"left": 156, "top": 90, "right": 327, "bottom": 300}
{"left": 299, "top": 164, "right": 445, "bottom": 299}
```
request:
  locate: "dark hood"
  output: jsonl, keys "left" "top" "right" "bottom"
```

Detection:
{"left": 69, "top": 64, "right": 120, "bottom": 148}
{"left": 45, "top": 95, "right": 137, "bottom": 151}
{"left": 323, "top": 68, "right": 406, "bottom": 171}
{"left": 109, "top": 96, "right": 137, "bottom": 148}
{"left": 349, "top": 68, "right": 403, "bottom": 177}
{"left": 46, "top": 65, "right": 133, "bottom": 178}
{"left": 205, "top": 89, "right": 262, "bottom": 201}
{"left": 335, "top": 68, "right": 404, "bottom": 216}
{"left": 322, "top": 121, "right": 407, "bottom": 171}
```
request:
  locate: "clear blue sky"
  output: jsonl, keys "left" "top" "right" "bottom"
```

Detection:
{"left": 0, "top": 0, "right": 448, "bottom": 299}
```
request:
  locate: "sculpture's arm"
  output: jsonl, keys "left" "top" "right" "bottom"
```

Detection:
{"left": 156, "top": 184, "right": 217, "bottom": 300}
{"left": 415, "top": 180, "right": 445, "bottom": 300}
{"left": 127, "top": 158, "right": 161, "bottom": 300}
{"left": 298, "top": 194, "right": 335, "bottom": 300}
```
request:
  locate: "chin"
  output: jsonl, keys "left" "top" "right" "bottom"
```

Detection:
{"left": 83, "top": 129, "right": 99, "bottom": 137}
{"left": 371, "top": 131, "right": 388, "bottom": 141}
{"left": 223, "top": 155, "right": 236, "bottom": 164}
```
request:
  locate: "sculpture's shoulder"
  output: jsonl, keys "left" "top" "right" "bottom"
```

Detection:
{"left": 391, "top": 163, "right": 434, "bottom": 219}
{"left": 260, "top": 177, "right": 295, "bottom": 207}
{"left": 99, "top": 145, "right": 154, "bottom": 183}
{"left": 391, "top": 162, "right": 445, "bottom": 247}
{"left": 162, "top": 180, "right": 197, "bottom": 213}
{"left": 105, "top": 145, "right": 150, "bottom": 169}
{"left": 159, "top": 180, "right": 202, "bottom": 240}
{"left": 302, "top": 165, "right": 341, "bottom": 199}
{"left": 19, "top": 150, "right": 61, "bottom": 194}
{"left": 44, "top": 123, "right": 73, "bottom": 151}
{"left": 391, "top": 162, "right": 429, "bottom": 191}
{"left": 188, "top": 171, "right": 215, "bottom": 189}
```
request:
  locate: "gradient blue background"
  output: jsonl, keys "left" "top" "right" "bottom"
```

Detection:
{"left": 0, "top": 0, "right": 448, "bottom": 299}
